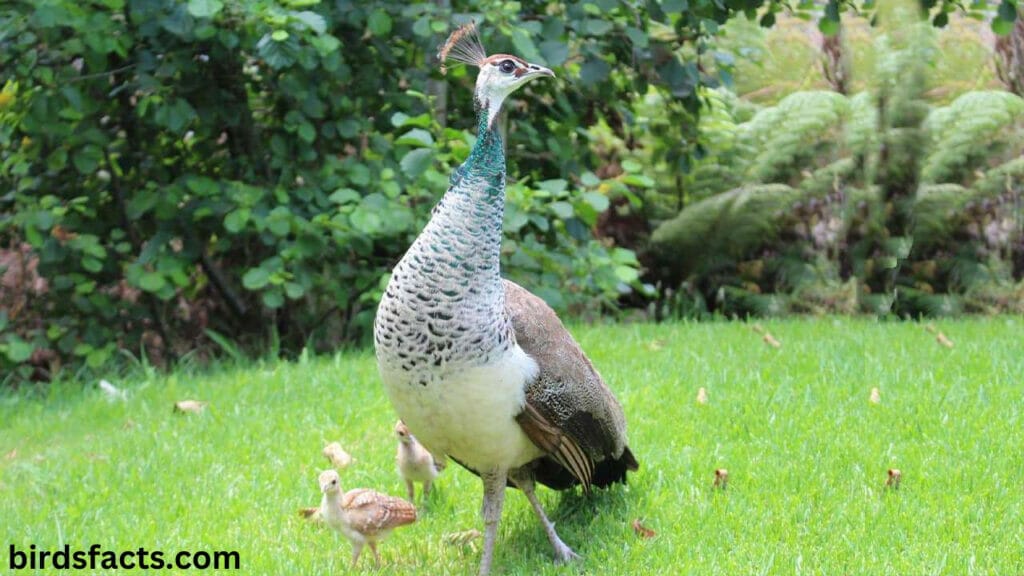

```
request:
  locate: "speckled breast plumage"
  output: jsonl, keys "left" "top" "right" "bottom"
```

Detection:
{"left": 374, "top": 121, "right": 513, "bottom": 387}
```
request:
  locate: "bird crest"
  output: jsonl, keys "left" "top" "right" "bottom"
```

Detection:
{"left": 438, "top": 21, "right": 486, "bottom": 75}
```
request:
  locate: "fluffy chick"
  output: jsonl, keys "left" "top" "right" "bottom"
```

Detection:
{"left": 318, "top": 470, "right": 416, "bottom": 568}
{"left": 395, "top": 420, "right": 444, "bottom": 501}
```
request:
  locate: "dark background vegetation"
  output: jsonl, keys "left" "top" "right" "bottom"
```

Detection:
{"left": 1, "top": 0, "right": 1021, "bottom": 383}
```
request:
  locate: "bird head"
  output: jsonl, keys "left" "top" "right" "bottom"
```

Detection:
{"left": 318, "top": 469, "right": 341, "bottom": 495}
{"left": 439, "top": 22, "right": 554, "bottom": 129}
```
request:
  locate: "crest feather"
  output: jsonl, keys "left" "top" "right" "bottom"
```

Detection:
{"left": 438, "top": 21, "right": 487, "bottom": 75}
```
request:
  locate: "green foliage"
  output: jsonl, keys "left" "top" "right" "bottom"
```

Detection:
{"left": 742, "top": 90, "right": 854, "bottom": 183}
{"left": 4, "top": 0, "right": 845, "bottom": 379}
{"left": 922, "top": 91, "right": 1024, "bottom": 184}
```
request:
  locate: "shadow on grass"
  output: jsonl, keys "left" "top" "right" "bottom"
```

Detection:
{"left": 500, "top": 484, "right": 636, "bottom": 568}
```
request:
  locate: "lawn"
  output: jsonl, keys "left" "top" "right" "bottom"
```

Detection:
{"left": 2, "top": 319, "right": 1022, "bottom": 575}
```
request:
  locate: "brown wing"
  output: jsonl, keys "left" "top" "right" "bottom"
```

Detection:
{"left": 504, "top": 280, "right": 638, "bottom": 492}
{"left": 341, "top": 489, "right": 417, "bottom": 535}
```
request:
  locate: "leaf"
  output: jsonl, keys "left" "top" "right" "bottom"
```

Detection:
{"left": 4, "top": 338, "right": 34, "bottom": 363}
{"left": 224, "top": 208, "right": 250, "bottom": 233}
{"left": 285, "top": 282, "right": 305, "bottom": 299}
{"left": 294, "top": 10, "right": 326, "bottom": 34}
{"left": 186, "top": 0, "right": 223, "bottom": 18}
{"left": 243, "top": 268, "right": 270, "bottom": 291}
{"left": 297, "top": 122, "right": 316, "bottom": 143}
{"left": 400, "top": 148, "right": 434, "bottom": 179}
{"left": 998, "top": 0, "right": 1017, "bottom": 22}
{"left": 579, "top": 58, "right": 610, "bottom": 86}
{"left": 367, "top": 9, "right": 392, "bottom": 36}
{"left": 614, "top": 265, "right": 639, "bottom": 283}
{"left": 550, "top": 201, "right": 574, "bottom": 219}
{"left": 818, "top": 17, "right": 839, "bottom": 36}
{"left": 584, "top": 19, "right": 613, "bottom": 36}
{"left": 329, "top": 188, "right": 360, "bottom": 204}
{"left": 539, "top": 41, "right": 569, "bottom": 67}
{"left": 993, "top": 17, "right": 1014, "bottom": 35}
{"left": 73, "top": 145, "right": 103, "bottom": 174}
{"left": 395, "top": 128, "right": 434, "bottom": 147}
{"left": 272, "top": 30, "right": 290, "bottom": 42}
{"left": 583, "top": 192, "right": 610, "bottom": 213}
{"left": 262, "top": 289, "right": 284, "bottom": 308}
{"left": 511, "top": 29, "right": 542, "bottom": 63}
{"left": 538, "top": 179, "right": 568, "bottom": 195}
{"left": 139, "top": 272, "right": 167, "bottom": 292}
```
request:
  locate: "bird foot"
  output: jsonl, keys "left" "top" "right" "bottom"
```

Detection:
{"left": 552, "top": 541, "right": 581, "bottom": 565}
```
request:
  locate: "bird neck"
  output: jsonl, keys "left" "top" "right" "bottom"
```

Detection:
{"left": 406, "top": 105, "right": 506, "bottom": 281}
{"left": 321, "top": 491, "right": 343, "bottom": 516}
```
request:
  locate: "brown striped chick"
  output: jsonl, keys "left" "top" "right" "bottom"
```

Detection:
{"left": 395, "top": 420, "right": 445, "bottom": 501}
{"left": 318, "top": 470, "right": 416, "bottom": 568}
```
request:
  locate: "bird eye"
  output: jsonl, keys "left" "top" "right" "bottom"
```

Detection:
{"left": 499, "top": 59, "right": 516, "bottom": 74}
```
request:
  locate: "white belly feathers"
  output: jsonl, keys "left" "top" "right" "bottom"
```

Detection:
{"left": 379, "top": 345, "right": 543, "bottom": 472}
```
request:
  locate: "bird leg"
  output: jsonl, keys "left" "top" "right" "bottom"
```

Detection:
{"left": 369, "top": 542, "right": 381, "bottom": 568}
{"left": 405, "top": 479, "right": 416, "bottom": 502}
{"left": 479, "top": 469, "right": 507, "bottom": 576}
{"left": 510, "top": 470, "right": 581, "bottom": 564}
{"left": 350, "top": 542, "right": 363, "bottom": 568}
{"left": 423, "top": 479, "right": 432, "bottom": 498}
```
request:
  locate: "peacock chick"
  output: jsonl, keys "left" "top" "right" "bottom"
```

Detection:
{"left": 395, "top": 420, "right": 445, "bottom": 501}
{"left": 317, "top": 469, "right": 417, "bottom": 568}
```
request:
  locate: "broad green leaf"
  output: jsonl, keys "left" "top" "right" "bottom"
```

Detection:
{"left": 262, "top": 289, "right": 284, "bottom": 308}
{"left": 614, "top": 265, "right": 639, "bottom": 283}
{"left": 395, "top": 128, "right": 434, "bottom": 148}
{"left": 511, "top": 29, "right": 542, "bottom": 63}
{"left": 539, "top": 41, "right": 569, "bottom": 67}
{"left": 538, "top": 179, "right": 568, "bottom": 195}
{"left": 400, "top": 148, "right": 433, "bottom": 179}
{"left": 272, "top": 30, "right": 290, "bottom": 42}
{"left": 73, "top": 145, "right": 103, "bottom": 174}
{"left": 243, "top": 268, "right": 271, "bottom": 290}
{"left": 549, "top": 201, "right": 574, "bottom": 219}
{"left": 367, "top": 10, "right": 392, "bottom": 36}
{"left": 818, "top": 17, "right": 839, "bottom": 36}
{"left": 4, "top": 337, "right": 34, "bottom": 363}
{"left": 297, "top": 122, "right": 316, "bottom": 143}
{"left": 294, "top": 11, "right": 326, "bottom": 34}
{"left": 329, "top": 188, "right": 360, "bottom": 204}
{"left": 186, "top": 0, "right": 223, "bottom": 18}
{"left": 139, "top": 272, "right": 167, "bottom": 292}
{"left": 998, "top": 0, "right": 1016, "bottom": 22}
{"left": 993, "top": 17, "right": 1015, "bottom": 35}
{"left": 582, "top": 192, "right": 610, "bottom": 213}
{"left": 224, "top": 208, "right": 250, "bottom": 233}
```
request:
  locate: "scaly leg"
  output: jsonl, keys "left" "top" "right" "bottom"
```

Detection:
{"left": 405, "top": 479, "right": 415, "bottom": 502}
{"left": 510, "top": 471, "right": 581, "bottom": 564}
{"left": 478, "top": 469, "right": 507, "bottom": 576}
{"left": 424, "top": 479, "right": 432, "bottom": 498}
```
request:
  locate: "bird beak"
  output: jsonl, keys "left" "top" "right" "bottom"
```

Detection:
{"left": 527, "top": 64, "right": 555, "bottom": 79}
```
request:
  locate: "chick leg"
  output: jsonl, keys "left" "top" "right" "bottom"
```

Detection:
{"left": 350, "top": 542, "right": 363, "bottom": 568}
{"left": 405, "top": 479, "right": 415, "bottom": 502}
{"left": 423, "top": 479, "right": 433, "bottom": 498}
{"left": 510, "top": 471, "right": 580, "bottom": 564}
{"left": 369, "top": 542, "right": 381, "bottom": 568}
{"left": 478, "top": 469, "right": 507, "bottom": 576}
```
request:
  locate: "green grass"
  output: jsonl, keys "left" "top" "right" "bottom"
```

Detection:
{"left": 3, "top": 319, "right": 1023, "bottom": 575}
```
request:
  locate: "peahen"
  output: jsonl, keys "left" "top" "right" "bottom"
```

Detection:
{"left": 373, "top": 22, "right": 638, "bottom": 575}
